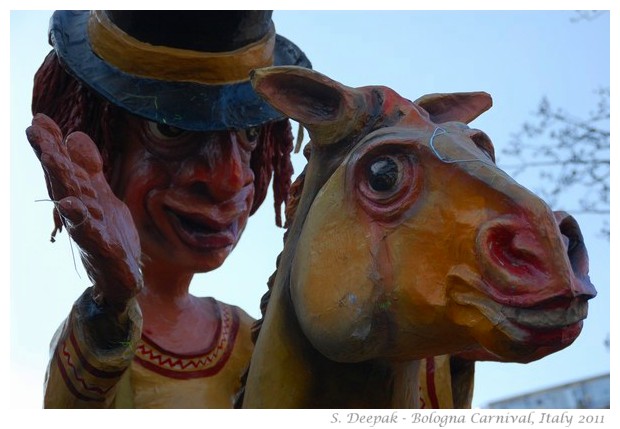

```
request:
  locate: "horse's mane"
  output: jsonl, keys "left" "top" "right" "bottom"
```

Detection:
{"left": 234, "top": 143, "right": 311, "bottom": 407}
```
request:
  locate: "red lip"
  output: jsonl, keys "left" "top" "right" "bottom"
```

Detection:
{"left": 498, "top": 296, "right": 588, "bottom": 349}
{"left": 166, "top": 208, "right": 237, "bottom": 251}
{"left": 146, "top": 185, "right": 252, "bottom": 253}
{"left": 513, "top": 318, "right": 584, "bottom": 348}
{"left": 450, "top": 287, "right": 588, "bottom": 355}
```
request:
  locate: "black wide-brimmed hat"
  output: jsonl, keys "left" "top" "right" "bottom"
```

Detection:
{"left": 49, "top": 10, "right": 311, "bottom": 131}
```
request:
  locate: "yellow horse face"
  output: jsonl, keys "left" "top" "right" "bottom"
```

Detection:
{"left": 252, "top": 66, "right": 596, "bottom": 365}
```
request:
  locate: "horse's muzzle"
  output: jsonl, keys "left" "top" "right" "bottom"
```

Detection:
{"left": 475, "top": 211, "right": 597, "bottom": 308}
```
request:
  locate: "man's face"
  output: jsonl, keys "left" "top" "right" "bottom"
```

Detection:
{"left": 111, "top": 113, "right": 257, "bottom": 274}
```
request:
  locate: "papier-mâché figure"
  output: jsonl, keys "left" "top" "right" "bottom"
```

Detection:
{"left": 238, "top": 66, "right": 596, "bottom": 408}
{"left": 26, "top": 11, "right": 310, "bottom": 408}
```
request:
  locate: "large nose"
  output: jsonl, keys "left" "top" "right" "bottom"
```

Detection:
{"left": 476, "top": 211, "right": 596, "bottom": 307}
{"left": 176, "top": 132, "right": 254, "bottom": 201}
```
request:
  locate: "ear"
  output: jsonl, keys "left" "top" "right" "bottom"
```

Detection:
{"left": 251, "top": 66, "right": 366, "bottom": 146}
{"left": 414, "top": 92, "right": 492, "bottom": 124}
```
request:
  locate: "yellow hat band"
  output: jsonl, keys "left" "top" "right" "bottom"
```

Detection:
{"left": 87, "top": 10, "right": 276, "bottom": 85}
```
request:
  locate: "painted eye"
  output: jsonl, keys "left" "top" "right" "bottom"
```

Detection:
{"left": 367, "top": 157, "right": 400, "bottom": 192}
{"left": 147, "top": 121, "right": 186, "bottom": 139}
{"left": 237, "top": 126, "right": 260, "bottom": 152}
{"left": 354, "top": 148, "right": 422, "bottom": 224}
{"left": 245, "top": 127, "right": 260, "bottom": 142}
{"left": 143, "top": 120, "right": 195, "bottom": 159}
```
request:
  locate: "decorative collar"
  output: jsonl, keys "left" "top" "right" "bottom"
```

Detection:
{"left": 134, "top": 301, "right": 240, "bottom": 379}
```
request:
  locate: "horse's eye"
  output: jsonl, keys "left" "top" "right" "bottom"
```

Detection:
{"left": 367, "top": 157, "right": 399, "bottom": 192}
{"left": 354, "top": 148, "right": 421, "bottom": 223}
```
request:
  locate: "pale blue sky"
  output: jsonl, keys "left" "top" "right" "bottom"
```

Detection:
{"left": 7, "top": 6, "right": 614, "bottom": 417}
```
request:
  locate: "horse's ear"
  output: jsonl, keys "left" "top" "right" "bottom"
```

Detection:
{"left": 414, "top": 92, "right": 492, "bottom": 124}
{"left": 251, "top": 66, "right": 365, "bottom": 146}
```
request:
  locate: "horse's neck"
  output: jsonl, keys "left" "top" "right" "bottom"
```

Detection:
{"left": 449, "top": 357, "right": 476, "bottom": 409}
{"left": 242, "top": 269, "right": 422, "bottom": 408}
{"left": 243, "top": 146, "right": 422, "bottom": 408}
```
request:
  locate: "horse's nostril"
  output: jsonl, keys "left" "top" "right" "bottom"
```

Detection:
{"left": 482, "top": 219, "right": 545, "bottom": 278}
{"left": 554, "top": 211, "right": 591, "bottom": 285}
{"left": 477, "top": 213, "right": 596, "bottom": 305}
{"left": 550, "top": 211, "right": 596, "bottom": 300}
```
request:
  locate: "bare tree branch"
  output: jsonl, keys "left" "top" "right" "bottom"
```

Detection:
{"left": 500, "top": 88, "right": 610, "bottom": 238}
{"left": 570, "top": 11, "right": 607, "bottom": 22}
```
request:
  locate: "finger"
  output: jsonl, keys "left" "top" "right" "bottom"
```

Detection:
{"left": 64, "top": 132, "right": 105, "bottom": 200}
{"left": 26, "top": 116, "right": 65, "bottom": 205}
{"left": 27, "top": 117, "right": 83, "bottom": 200}
{"left": 56, "top": 196, "right": 108, "bottom": 255}
{"left": 67, "top": 191, "right": 104, "bottom": 222}
{"left": 26, "top": 114, "right": 65, "bottom": 158}
{"left": 39, "top": 151, "right": 81, "bottom": 200}
{"left": 65, "top": 131, "right": 104, "bottom": 175}
{"left": 55, "top": 196, "right": 89, "bottom": 228}
{"left": 71, "top": 168, "right": 98, "bottom": 199}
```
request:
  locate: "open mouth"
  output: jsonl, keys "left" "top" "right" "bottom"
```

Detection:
{"left": 165, "top": 208, "right": 236, "bottom": 251}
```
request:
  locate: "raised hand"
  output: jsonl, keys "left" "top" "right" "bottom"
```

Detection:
{"left": 26, "top": 113, "right": 143, "bottom": 314}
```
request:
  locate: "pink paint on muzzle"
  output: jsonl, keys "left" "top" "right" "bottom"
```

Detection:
{"left": 475, "top": 211, "right": 596, "bottom": 309}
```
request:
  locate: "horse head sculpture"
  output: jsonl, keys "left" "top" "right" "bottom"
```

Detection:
{"left": 240, "top": 66, "right": 596, "bottom": 408}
